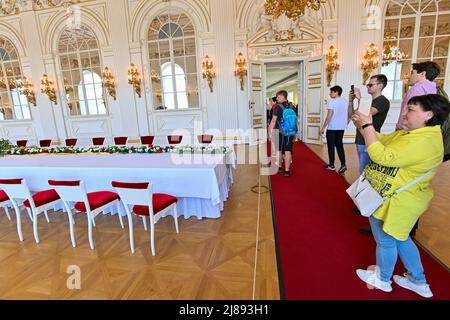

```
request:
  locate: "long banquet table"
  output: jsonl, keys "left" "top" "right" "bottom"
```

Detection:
{"left": 0, "top": 151, "right": 235, "bottom": 219}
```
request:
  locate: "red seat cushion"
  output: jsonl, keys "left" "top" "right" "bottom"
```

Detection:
{"left": 74, "top": 191, "right": 119, "bottom": 212}
{"left": 0, "top": 190, "right": 9, "bottom": 203}
{"left": 24, "top": 189, "right": 60, "bottom": 208}
{"left": 140, "top": 136, "right": 154, "bottom": 145}
{"left": 133, "top": 194, "right": 178, "bottom": 216}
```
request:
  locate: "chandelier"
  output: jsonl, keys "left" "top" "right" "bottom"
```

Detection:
{"left": 382, "top": 31, "right": 408, "bottom": 66}
{"left": 264, "top": 0, "right": 327, "bottom": 19}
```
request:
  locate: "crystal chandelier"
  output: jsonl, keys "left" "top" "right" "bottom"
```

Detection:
{"left": 382, "top": 31, "right": 408, "bottom": 66}
{"left": 264, "top": 0, "right": 327, "bottom": 19}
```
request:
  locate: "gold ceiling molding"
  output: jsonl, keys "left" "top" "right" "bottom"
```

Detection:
{"left": 264, "top": 0, "right": 327, "bottom": 20}
{"left": 0, "top": 0, "right": 85, "bottom": 16}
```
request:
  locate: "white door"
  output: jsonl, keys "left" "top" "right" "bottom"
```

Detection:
{"left": 303, "top": 56, "right": 326, "bottom": 145}
{"left": 248, "top": 60, "right": 266, "bottom": 143}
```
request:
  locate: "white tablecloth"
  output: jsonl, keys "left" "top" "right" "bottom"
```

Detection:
{"left": 0, "top": 152, "right": 235, "bottom": 219}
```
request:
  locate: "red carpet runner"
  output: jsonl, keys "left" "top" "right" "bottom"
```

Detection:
{"left": 270, "top": 142, "right": 450, "bottom": 300}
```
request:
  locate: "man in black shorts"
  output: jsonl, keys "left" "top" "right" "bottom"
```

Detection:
{"left": 268, "top": 90, "right": 297, "bottom": 177}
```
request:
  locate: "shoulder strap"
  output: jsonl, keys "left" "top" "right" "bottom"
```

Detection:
{"left": 393, "top": 169, "right": 437, "bottom": 195}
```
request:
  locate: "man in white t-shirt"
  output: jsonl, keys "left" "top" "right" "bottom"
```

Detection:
{"left": 320, "top": 86, "right": 349, "bottom": 174}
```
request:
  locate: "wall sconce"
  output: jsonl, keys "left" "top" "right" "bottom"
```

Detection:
{"left": 128, "top": 64, "right": 142, "bottom": 98}
{"left": 151, "top": 70, "right": 161, "bottom": 83}
{"left": 325, "top": 46, "right": 340, "bottom": 87}
{"left": 234, "top": 52, "right": 248, "bottom": 91}
{"left": 202, "top": 55, "right": 216, "bottom": 93}
{"left": 102, "top": 67, "right": 117, "bottom": 100}
{"left": 21, "top": 77, "right": 37, "bottom": 106}
{"left": 40, "top": 74, "right": 57, "bottom": 104}
{"left": 63, "top": 77, "right": 74, "bottom": 94}
{"left": 361, "top": 43, "right": 380, "bottom": 85}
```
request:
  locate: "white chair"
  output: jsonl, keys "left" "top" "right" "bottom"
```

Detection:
{"left": 48, "top": 180, "right": 123, "bottom": 249}
{"left": 0, "top": 179, "right": 59, "bottom": 242}
{"left": 0, "top": 190, "right": 12, "bottom": 221}
{"left": 112, "top": 181, "right": 179, "bottom": 256}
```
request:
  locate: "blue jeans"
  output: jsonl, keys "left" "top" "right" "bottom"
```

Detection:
{"left": 369, "top": 216, "right": 427, "bottom": 284}
{"left": 356, "top": 144, "right": 371, "bottom": 174}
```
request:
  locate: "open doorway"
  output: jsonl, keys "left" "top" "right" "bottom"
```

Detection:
{"left": 265, "top": 61, "right": 304, "bottom": 141}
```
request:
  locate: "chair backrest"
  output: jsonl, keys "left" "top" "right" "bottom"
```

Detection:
{"left": 17, "top": 140, "right": 27, "bottom": 147}
{"left": 48, "top": 180, "right": 89, "bottom": 205}
{"left": 0, "top": 179, "right": 33, "bottom": 203}
{"left": 167, "top": 135, "right": 183, "bottom": 145}
{"left": 92, "top": 137, "right": 105, "bottom": 146}
{"left": 198, "top": 135, "right": 214, "bottom": 144}
{"left": 140, "top": 135, "right": 155, "bottom": 145}
{"left": 112, "top": 181, "right": 153, "bottom": 208}
{"left": 65, "top": 138, "right": 78, "bottom": 147}
{"left": 114, "top": 137, "right": 128, "bottom": 145}
{"left": 39, "top": 139, "right": 52, "bottom": 147}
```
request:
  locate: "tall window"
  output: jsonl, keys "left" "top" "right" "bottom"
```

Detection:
{"left": 382, "top": 0, "right": 450, "bottom": 100}
{"left": 58, "top": 26, "right": 106, "bottom": 116}
{"left": 0, "top": 37, "right": 30, "bottom": 121}
{"left": 148, "top": 12, "right": 199, "bottom": 110}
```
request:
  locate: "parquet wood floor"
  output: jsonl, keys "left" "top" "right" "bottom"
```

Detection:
{"left": 0, "top": 151, "right": 280, "bottom": 300}
{"left": 308, "top": 143, "right": 450, "bottom": 268}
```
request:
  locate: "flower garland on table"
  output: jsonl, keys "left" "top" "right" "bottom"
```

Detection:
{"left": 0, "top": 144, "right": 231, "bottom": 156}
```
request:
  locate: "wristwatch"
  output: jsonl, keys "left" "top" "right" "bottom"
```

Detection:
{"left": 362, "top": 123, "right": 374, "bottom": 129}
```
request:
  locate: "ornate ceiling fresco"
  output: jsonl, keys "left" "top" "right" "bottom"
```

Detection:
{"left": 0, "top": 0, "right": 86, "bottom": 16}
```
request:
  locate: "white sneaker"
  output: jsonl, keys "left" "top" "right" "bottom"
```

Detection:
{"left": 393, "top": 273, "right": 433, "bottom": 298}
{"left": 356, "top": 269, "right": 393, "bottom": 292}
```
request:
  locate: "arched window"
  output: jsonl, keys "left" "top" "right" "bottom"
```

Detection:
{"left": 58, "top": 26, "right": 106, "bottom": 116}
{"left": 0, "top": 37, "right": 30, "bottom": 121}
{"left": 148, "top": 12, "right": 199, "bottom": 110}
{"left": 382, "top": 0, "right": 450, "bottom": 100}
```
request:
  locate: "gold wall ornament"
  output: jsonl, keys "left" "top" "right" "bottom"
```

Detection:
{"left": 361, "top": 43, "right": 380, "bottom": 85}
{"left": 150, "top": 70, "right": 161, "bottom": 83}
{"left": 21, "top": 77, "right": 37, "bottom": 106}
{"left": 264, "top": 0, "right": 327, "bottom": 20}
{"left": 234, "top": 53, "right": 248, "bottom": 91}
{"left": 325, "top": 46, "right": 340, "bottom": 87}
{"left": 202, "top": 55, "right": 216, "bottom": 93}
{"left": 102, "top": 67, "right": 116, "bottom": 100}
{"left": 0, "top": 69, "right": 22, "bottom": 90}
{"left": 40, "top": 74, "right": 57, "bottom": 104}
{"left": 128, "top": 64, "right": 142, "bottom": 98}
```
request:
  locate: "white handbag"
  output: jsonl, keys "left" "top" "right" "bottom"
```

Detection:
{"left": 346, "top": 169, "right": 436, "bottom": 217}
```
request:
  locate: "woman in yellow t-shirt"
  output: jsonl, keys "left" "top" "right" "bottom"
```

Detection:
{"left": 351, "top": 94, "right": 450, "bottom": 298}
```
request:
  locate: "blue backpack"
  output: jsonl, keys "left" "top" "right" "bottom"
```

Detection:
{"left": 278, "top": 104, "right": 298, "bottom": 137}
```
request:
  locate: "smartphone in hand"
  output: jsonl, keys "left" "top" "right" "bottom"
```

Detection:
{"left": 350, "top": 85, "right": 355, "bottom": 95}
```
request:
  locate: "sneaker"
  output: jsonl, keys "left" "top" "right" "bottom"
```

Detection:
{"left": 356, "top": 269, "right": 393, "bottom": 292}
{"left": 284, "top": 171, "right": 292, "bottom": 177}
{"left": 278, "top": 167, "right": 283, "bottom": 174}
{"left": 338, "top": 165, "right": 347, "bottom": 174}
{"left": 393, "top": 273, "right": 433, "bottom": 298}
{"left": 324, "top": 165, "right": 336, "bottom": 171}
